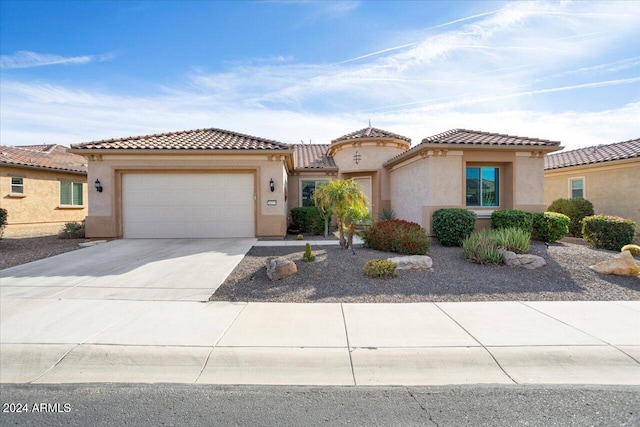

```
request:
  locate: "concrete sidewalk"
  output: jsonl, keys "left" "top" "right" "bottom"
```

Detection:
{"left": 1, "top": 300, "right": 638, "bottom": 385}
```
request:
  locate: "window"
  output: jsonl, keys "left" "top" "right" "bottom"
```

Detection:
{"left": 466, "top": 167, "right": 499, "bottom": 207}
{"left": 301, "top": 180, "right": 327, "bottom": 207}
{"left": 10, "top": 177, "right": 24, "bottom": 194}
{"left": 570, "top": 178, "right": 584, "bottom": 199}
{"left": 60, "top": 182, "right": 83, "bottom": 206}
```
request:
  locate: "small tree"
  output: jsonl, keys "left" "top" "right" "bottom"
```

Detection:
{"left": 345, "top": 205, "right": 370, "bottom": 249}
{"left": 312, "top": 179, "right": 369, "bottom": 249}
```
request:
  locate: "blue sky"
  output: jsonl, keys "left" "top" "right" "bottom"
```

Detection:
{"left": 1, "top": 0, "right": 639, "bottom": 150}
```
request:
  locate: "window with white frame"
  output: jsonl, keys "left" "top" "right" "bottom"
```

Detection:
{"left": 10, "top": 177, "right": 24, "bottom": 194}
{"left": 300, "top": 180, "right": 327, "bottom": 207}
{"left": 60, "top": 182, "right": 83, "bottom": 206}
{"left": 570, "top": 178, "right": 584, "bottom": 199}
{"left": 466, "top": 167, "right": 500, "bottom": 207}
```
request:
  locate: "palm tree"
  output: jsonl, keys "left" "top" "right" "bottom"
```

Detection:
{"left": 312, "top": 179, "right": 369, "bottom": 248}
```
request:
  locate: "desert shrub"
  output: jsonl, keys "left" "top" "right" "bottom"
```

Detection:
{"left": 432, "top": 208, "right": 477, "bottom": 246}
{"left": 0, "top": 208, "right": 7, "bottom": 239}
{"left": 364, "top": 259, "right": 397, "bottom": 279}
{"left": 621, "top": 244, "right": 640, "bottom": 257}
{"left": 363, "top": 219, "right": 430, "bottom": 255}
{"left": 491, "top": 209, "right": 533, "bottom": 233}
{"left": 582, "top": 215, "right": 635, "bottom": 251}
{"left": 302, "top": 242, "right": 316, "bottom": 262}
{"left": 493, "top": 227, "right": 531, "bottom": 254}
{"left": 532, "top": 212, "right": 569, "bottom": 242}
{"left": 59, "top": 221, "right": 85, "bottom": 239}
{"left": 290, "top": 207, "right": 324, "bottom": 235}
{"left": 461, "top": 230, "right": 503, "bottom": 265}
{"left": 548, "top": 198, "right": 594, "bottom": 237}
{"left": 378, "top": 208, "right": 397, "bottom": 221}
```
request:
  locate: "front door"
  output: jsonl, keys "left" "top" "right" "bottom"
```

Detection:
{"left": 352, "top": 176, "right": 372, "bottom": 214}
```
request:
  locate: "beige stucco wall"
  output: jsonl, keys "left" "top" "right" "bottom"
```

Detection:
{"left": 544, "top": 158, "right": 640, "bottom": 230}
{"left": 389, "top": 156, "right": 430, "bottom": 225}
{"left": 80, "top": 153, "right": 289, "bottom": 238}
{"left": 389, "top": 151, "right": 465, "bottom": 233}
{"left": 515, "top": 154, "right": 546, "bottom": 208}
{"left": 331, "top": 141, "right": 408, "bottom": 220}
{"left": 0, "top": 166, "right": 87, "bottom": 237}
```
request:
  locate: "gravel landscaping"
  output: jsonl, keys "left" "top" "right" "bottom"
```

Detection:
{"left": 211, "top": 240, "right": 640, "bottom": 303}
{"left": 0, "top": 236, "right": 85, "bottom": 270}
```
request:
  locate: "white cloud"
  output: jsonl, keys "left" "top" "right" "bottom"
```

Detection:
{"left": 0, "top": 51, "right": 114, "bottom": 69}
{"left": 1, "top": 1, "right": 639, "bottom": 151}
{"left": 1, "top": 79, "right": 638, "bottom": 150}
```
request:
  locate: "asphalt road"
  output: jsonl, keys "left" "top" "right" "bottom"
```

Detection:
{"left": 1, "top": 384, "right": 638, "bottom": 426}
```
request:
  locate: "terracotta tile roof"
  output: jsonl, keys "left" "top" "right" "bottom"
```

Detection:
{"left": 422, "top": 129, "right": 561, "bottom": 146}
{"left": 0, "top": 144, "right": 87, "bottom": 174}
{"left": 332, "top": 127, "right": 411, "bottom": 144}
{"left": 384, "top": 129, "right": 561, "bottom": 167}
{"left": 71, "top": 127, "right": 291, "bottom": 151}
{"left": 545, "top": 138, "right": 640, "bottom": 170}
{"left": 293, "top": 144, "right": 337, "bottom": 170}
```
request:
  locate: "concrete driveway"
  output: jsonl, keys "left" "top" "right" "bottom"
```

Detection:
{"left": 0, "top": 239, "right": 256, "bottom": 302}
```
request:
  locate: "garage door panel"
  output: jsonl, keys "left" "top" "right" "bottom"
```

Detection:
{"left": 123, "top": 173, "right": 255, "bottom": 238}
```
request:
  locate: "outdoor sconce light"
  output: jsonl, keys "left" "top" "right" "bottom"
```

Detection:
{"left": 94, "top": 179, "right": 103, "bottom": 193}
{"left": 269, "top": 178, "right": 275, "bottom": 192}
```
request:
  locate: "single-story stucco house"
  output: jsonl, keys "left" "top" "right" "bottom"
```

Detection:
{"left": 1, "top": 144, "right": 88, "bottom": 237}
{"left": 69, "top": 126, "right": 562, "bottom": 239}
{"left": 544, "top": 137, "right": 640, "bottom": 230}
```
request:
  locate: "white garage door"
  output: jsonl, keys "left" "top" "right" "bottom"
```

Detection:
{"left": 122, "top": 173, "right": 255, "bottom": 238}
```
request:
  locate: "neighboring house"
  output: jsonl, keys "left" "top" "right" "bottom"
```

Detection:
{"left": 70, "top": 126, "right": 562, "bottom": 239}
{"left": 544, "top": 138, "right": 640, "bottom": 230}
{"left": 0, "top": 144, "right": 88, "bottom": 237}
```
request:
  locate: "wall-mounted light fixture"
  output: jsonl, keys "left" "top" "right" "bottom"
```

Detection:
{"left": 269, "top": 178, "right": 275, "bottom": 192}
{"left": 353, "top": 151, "right": 361, "bottom": 164}
{"left": 94, "top": 179, "right": 103, "bottom": 193}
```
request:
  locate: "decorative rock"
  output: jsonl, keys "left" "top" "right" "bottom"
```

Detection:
{"left": 516, "top": 254, "right": 547, "bottom": 270}
{"left": 266, "top": 258, "right": 297, "bottom": 281}
{"left": 498, "top": 249, "right": 546, "bottom": 269}
{"left": 498, "top": 249, "right": 517, "bottom": 262}
{"left": 590, "top": 250, "right": 640, "bottom": 277}
{"left": 387, "top": 255, "right": 433, "bottom": 270}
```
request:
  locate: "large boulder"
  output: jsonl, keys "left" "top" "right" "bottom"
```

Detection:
{"left": 498, "top": 249, "right": 546, "bottom": 270}
{"left": 590, "top": 250, "right": 640, "bottom": 277}
{"left": 266, "top": 258, "right": 297, "bottom": 281}
{"left": 387, "top": 255, "right": 433, "bottom": 270}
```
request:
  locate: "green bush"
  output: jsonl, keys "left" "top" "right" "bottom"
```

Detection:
{"left": 0, "top": 207, "right": 7, "bottom": 239}
{"left": 290, "top": 207, "right": 324, "bottom": 235}
{"left": 302, "top": 242, "right": 316, "bottom": 262}
{"left": 548, "top": 198, "right": 594, "bottom": 237}
{"left": 59, "top": 221, "right": 85, "bottom": 239}
{"left": 532, "top": 212, "right": 570, "bottom": 242}
{"left": 462, "top": 230, "right": 504, "bottom": 265}
{"left": 363, "top": 219, "right": 430, "bottom": 255}
{"left": 582, "top": 215, "right": 635, "bottom": 251}
{"left": 493, "top": 227, "right": 531, "bottom": 254}
{"left": 364, "top": 259, "right": 397, "bottom": 279}
{"left": 432, "top": 208, "right": 477, "bottom": 246}
{"left": 621, "top": 244, "right": 640, "bottom": 257}
{"left": 491, "top": 209, "right": 533, "bottom": 233}
{"left": 531, "top": 212, "right": 571, "bottom": 242}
